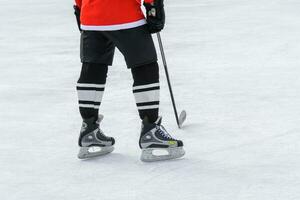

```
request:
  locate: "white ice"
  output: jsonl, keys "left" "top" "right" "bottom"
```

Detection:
{"left": 1, "top": 0, "right": 300, "bottom": 199}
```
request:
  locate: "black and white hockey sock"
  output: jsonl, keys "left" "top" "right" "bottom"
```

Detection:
{"left": 131, "top": 62, "right": 160, "bottom": 123}
{"left": 77, "top": 63, "right": 108, "bottom": 119}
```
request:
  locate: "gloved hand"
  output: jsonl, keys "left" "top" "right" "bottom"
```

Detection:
{"left": 73, "top": 5, "right": 82, "bottom": 32}
{"left": 143, "top": 0, "right": 165, "bottom": 33}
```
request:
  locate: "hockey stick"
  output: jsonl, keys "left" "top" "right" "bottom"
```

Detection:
{"left": 156, "top": 32, "right": 187, "bottom": 128}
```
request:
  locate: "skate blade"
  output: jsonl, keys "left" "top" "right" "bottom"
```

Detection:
{"left": 140, "top": 147, "right": 185, "bottom": 162}
{"left": 78, "top": 146, "right": 114, "bottom": 159}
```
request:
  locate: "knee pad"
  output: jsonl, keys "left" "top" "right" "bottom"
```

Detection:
{"left": 78, "top": 62, "right": 108, "bottom": 84}
{"left": 131, "top": 62, "right": 159, "bottom": 86}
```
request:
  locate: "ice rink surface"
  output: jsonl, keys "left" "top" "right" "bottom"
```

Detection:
{"left": 1, "top": 0, "right": 300, "bottom": 199}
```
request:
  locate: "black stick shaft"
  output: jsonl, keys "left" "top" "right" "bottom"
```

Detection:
{"left": 157, "top": 33, "right": 180, "bottom": 128}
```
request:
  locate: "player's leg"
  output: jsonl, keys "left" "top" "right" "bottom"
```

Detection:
{"left": 77, "top": 62, "right": 107, "bottom": 119}
{"left": 131, "top": 62, "right": 184, "bottom": 162}
{"left": 104, "top": 26, "right": 185, "bottom": 161}
{"left": 131, "top": 62, "right": 160, "bottom": 123}
{"left": 76, "top": 31, "right": 115, "bottom": 159}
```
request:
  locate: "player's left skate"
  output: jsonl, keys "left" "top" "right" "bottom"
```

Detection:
{"left": 77, "top": 115, "right": 115, "bottom": 159}
{"left": 139, "top": 116, "right": 185, "bottom": 162}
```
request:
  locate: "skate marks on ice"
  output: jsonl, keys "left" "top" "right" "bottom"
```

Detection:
{"left": 77, "top": 152, "right": 137, "bottom": 164}
{"left": 199, "top": 129, "right": 300, "bottom": 157}
{"left": 137, "top": 130, "right": 300, "bottom": 200}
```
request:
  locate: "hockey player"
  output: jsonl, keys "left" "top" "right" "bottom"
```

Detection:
{"left": 74, "top": 0, "right": 185, "bottom": 161}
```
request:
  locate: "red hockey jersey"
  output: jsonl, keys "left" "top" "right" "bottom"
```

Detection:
{"left": 75, "top": 0, "right": 154, "bottom": 31}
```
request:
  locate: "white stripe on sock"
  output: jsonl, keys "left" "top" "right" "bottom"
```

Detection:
{"left": 133, "top": 83, "right": 160, "bottom": 90}
{"left": 133, "top": 90, "right": 160, "bottom": 103}
{"left": 77, "top": 90, "right": 104, "bottom": 102}
{"left": 79, "top": 104, "right": 100, "bottom": 109}
{"left": 137, "top": 105, "right": 159, "bottom": 110}
{"left": 77, "top": 83, "right": 105, "bottom": 88}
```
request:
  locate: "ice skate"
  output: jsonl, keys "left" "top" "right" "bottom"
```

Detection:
{"left": 78, "top": 114, "right": 115, "bottom": 159}
{"left": 139, "top": 116, "right": 185, "bottom": 162}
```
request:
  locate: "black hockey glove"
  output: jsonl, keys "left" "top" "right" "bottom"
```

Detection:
{"left": 73, "top": 5, "right": 82, "bottom": 32}
{"left": 144, "top": 0, "right": 165, "bottom": 34}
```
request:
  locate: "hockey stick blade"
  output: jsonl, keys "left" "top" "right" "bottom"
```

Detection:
{"left": 178, "top": 110, "right": 187, "bottom": 128}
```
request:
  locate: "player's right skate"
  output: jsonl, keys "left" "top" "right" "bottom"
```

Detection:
{"left": 77, "top": 115, "right": 115, "bottom": 159}
{"left": 139, "top": 116, "right": 185, "bottom": 162}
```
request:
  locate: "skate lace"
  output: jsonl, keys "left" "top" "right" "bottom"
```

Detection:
{"left": 95, "top": 117, "right": 108, "bottom": 138}
{"left": 98, "top": 128, "right": 107, "bottom": 137}
{"left": 157, "top": 125, "right": 174, "bottom": 140}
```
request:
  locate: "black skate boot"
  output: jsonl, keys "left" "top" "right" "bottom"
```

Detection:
{"left": 78, "top": 114, "right": 115, "bottom": 159}
{"left": 139, "top": 116, "right": 185, "bottom": 162}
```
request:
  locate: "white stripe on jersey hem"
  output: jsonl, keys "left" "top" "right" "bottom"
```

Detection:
{"left": 137, "top": 105, "right": 159, "bottom": 110}
{"left": 77, "top": 83, "right": 105, "bottom": 88}
{"left": 133, "top": 83, "right": 160, "bottom": 90}
{"left": 79, "top": 104, "right": 100, "bottom": 109}
{"left": 81, "top": 19, "right": 147, "bottom": 31}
